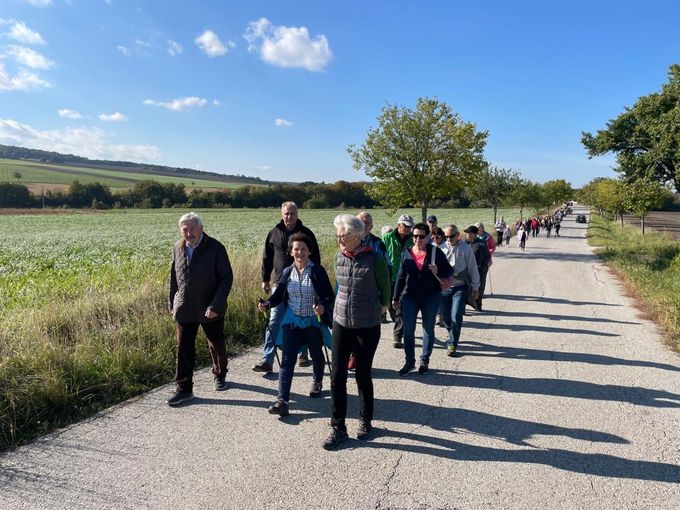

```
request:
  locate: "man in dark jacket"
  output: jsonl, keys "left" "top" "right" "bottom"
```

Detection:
{"left": 253, "top": 201, "right": 321, "bottom": 373}
{"left": 464, "top": 225, "right": 490, "bottom": 311}
{"left": 167, "top": 212, "right": 233, "bottom": 406}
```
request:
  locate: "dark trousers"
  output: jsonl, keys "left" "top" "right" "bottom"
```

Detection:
{"left": 330, "top": 322, "right": 381, "bottom": 431}
{"left": 496, "top": 231, "right": 503, "bottom": 246}
{"left": 388, "top": 281, "right": 404, "bottom": 341}
{"left": 175, "top": 318, "right": 227, "bottom": 392}
{"left": 477, "top": 266, "right": 489, "bottom": 310}
{"left": 278, "top": 325, "right": 325, "bottom": 402}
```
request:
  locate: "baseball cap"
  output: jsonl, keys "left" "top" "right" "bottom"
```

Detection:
{"left": 463, "top": 225, "right": 479, "bottom": 234}
{"left": 397, "top": 214, "right": 414, "bottom": 227}
{"left": 426, "top": 215, "right": 437, "bottom": 222}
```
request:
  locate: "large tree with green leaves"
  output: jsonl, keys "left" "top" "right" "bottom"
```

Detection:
{"left": 508, "top": 178, "right": 541, "bottom": 221}
{"left": 467, "top": 166, "right": 520, "bottom": 224}
{"left": 542, "top": 179, "right": 574, "bottom": 209}
{"left": 581, "top": 64, "right": 680, "bottom": 192}
{"left": 348, "top": 97, "right": 488, "bottom": 221}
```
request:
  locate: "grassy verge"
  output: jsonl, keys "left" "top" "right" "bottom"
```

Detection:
{"left": 588, "top": 214, "right": 680, "bottom": 351}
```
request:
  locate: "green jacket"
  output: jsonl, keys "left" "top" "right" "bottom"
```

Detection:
{"left": 381, "top": 229, "right": 414, "bottom": 282}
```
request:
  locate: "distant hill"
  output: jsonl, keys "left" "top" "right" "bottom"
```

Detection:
{"left": 0, "top": 144, "right": 270, "bottom": 188}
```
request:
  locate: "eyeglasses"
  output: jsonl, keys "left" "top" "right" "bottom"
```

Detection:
{"left": 412, "top": 234, "right": 427, "bottom": 240}
{"left": 432, "top": 235, "right": 442, "bottom": 240}
{"left": 445, "top": 234, "right": 459, "bottom": 239}
{"left": 335, "top": 233, "right": 356, "bottom": 241}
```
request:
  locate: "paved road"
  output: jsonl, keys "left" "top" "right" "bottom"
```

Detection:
{"left": 1, "top": 207, "right": 679, "bottom": 509}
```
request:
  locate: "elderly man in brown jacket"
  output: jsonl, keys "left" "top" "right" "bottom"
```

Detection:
{"left": 167, "top": 212, "right": 233, "bottom": 406}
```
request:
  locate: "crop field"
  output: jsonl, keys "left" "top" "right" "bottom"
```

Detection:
{"left": 0, "top": 158, "right": 247, "bottom": 190}
{"left": 0, "top": 207, "right": 519, "bottom": 450}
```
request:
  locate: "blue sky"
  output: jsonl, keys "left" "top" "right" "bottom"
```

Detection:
{"left": 1, "top": 0, "right": 679, "bottom": 187}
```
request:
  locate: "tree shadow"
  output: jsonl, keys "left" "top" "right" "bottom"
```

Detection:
{"left": 458, "top": 341, "right": 680, "bottom": 372}
{"left": 462, "top": 321, "right": 621, "bottom": 337}
{"left": 490, "top": 294, "right": 620, "bottom": 307}
{"left": 487, "top": 309, "right": 638, "bottom": 325}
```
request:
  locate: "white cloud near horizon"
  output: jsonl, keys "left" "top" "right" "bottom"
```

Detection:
{"left": 212, "top": 99, "right": 220, "bottom": 106}
{"left": 5, "top": 45, "right": 54, "bottom": 69}
{"left": 167, "top": 40, "right": 183, "bottom": 56}
{"left": 0, "top": 62, "right": 49, "bottom": 90}
{"left": 243, "top": 18, "right": 332, "bottom": 71}
{"left": 195, "top": 30, "right": 233, "bottom": 57}
{"left": 98, "top": 112, "right": 127, "bottom": 122}
{"left": 0, "top": 19, "right": 46, "bottom": 45}
{"left": 0, "top": 118, "right": 161, "bottom": 162}
{"left": 274, "top": 118, "right": 293, "bottom": 127}
{"left": 143, "top": 96, "right": 207, "bottom": 111}
{"left": 116, "top": 45, "right": 131, "bottom": 57}
{"left": 58, "top": 108, "right": 81, "bottom": 119}
{"left": 24, "top": 0, "right": 53, "bottom": 6}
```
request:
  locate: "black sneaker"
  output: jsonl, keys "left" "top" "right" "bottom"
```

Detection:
{"left": 357, "top": 419, "right": 372, "bottom": 440}
{"left": 297, "top": 353, "right": 310, "bottom": 367}
{"left": 167, "top": 390, "right": 194, "bottom": 407}
{"left": 447, "top": 344, "right": 457, "bottom": 357}
{"left": 418, "top": 363, "right": 429, "bottom": 374}
{"left": 268, "top": 398, "right": 289, "bottom": 416}
{"left": 393, "top": 340, "right": 404, "bottom": 349}
{"left": 252, "top": 361, "right": 273, "bottom": 373}
{"left": 398, "top": 363, "right": 415, "bottom": 377}
{"left": 309, "top": 381, "right": 322, "bottom": 398}
{"left": 214, "top": 376, "right": 227, "bottom": 391}
{"left": 322, "top": 427, "right": 349, "bottom": 450}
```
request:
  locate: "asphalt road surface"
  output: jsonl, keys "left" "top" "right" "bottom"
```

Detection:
{"left": 1, "top": 206, "right": 679, "bottom": 509}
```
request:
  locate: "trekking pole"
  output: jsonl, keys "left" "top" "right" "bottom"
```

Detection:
{"left": 314, "top": 299, "right": 332, "bottom": 372}
{"left": 488, "top": 268, "right": 494, "bottom": 296}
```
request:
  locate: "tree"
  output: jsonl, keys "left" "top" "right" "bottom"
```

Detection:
{"left": 624, "top": 177, "right": 666, "bottom": 235}
{"left": 594, "top": 178, "right": 627, "bottom": 226}
{"left": 467, "top": 166, "right": 519, "bottom": 224}
{"left": 542, "top": 179, "right": 573, "bottom": 209}
{"left": 582, "top": 64, "right": 680, "bottom": 192}
{"left": 508, "top": 178, "right": 540, "bottom": 221}
{"left": 348, "top": 97, "right": 488, "bottom": 221}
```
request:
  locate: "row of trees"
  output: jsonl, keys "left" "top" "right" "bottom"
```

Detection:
{"left": 579, "top": 177, "right": 669, "bottom": 234}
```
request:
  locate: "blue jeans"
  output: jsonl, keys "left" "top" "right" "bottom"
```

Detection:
{"left": 441, "top": 284, "right": 468, "bottom": 348}
{"left": 278, "top": 325, "right": 326, "bottom": 402}
{"left": 261, "top": 297, "right": 285, "bottom": 364}
{"left": 401, "top": 293, "right": 441, "bottom": 366}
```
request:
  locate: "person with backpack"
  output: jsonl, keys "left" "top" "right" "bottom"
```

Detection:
{"left": 464, "top": 225, "right": 491, "bottom": 311}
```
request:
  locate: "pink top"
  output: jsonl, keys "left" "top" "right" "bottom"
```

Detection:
{"left": 410, "top": 249, "right": 427, "bottom": 271}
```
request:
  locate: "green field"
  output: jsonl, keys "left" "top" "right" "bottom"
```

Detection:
{"left": 0, "top": 207, "right": 519, "bottom": 450}
{"left": 0, "top": 158, "right": 248, "bottom": 190}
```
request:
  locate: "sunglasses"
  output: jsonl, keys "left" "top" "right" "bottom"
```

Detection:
{"left": 445, "top": 234, "right": 459, "bottom": 239}
{"left": 412, "top": 234, "right": 427, "bottom": 240}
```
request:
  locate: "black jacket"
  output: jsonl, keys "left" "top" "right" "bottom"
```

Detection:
{"left": 169, "top": 233, "right": 233, "bottom": 323}
{"left": 467, "top": 237, "right": 491, "bottom": 271}
{"left": 261, "top": 219, "right": 320, "bottom": 283}
{"left": 266, "top": 262, "right": 334, "bottom": 328}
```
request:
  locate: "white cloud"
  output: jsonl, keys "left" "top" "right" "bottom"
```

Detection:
{"left": 0, "top": 19, "right": 46, "bottom": 45}
{"left": 24, "top": 0, "right": 53, "bottom": 6}
{"left": 143, "top": 96, "right": 207, "bottom": 111}
{"left": 0, "top": 118, "right": 161, "bottom": 162}
{"left": 5, "top": 45, "right": 54, "bottom": 69}
{"left": 167, "top": 39, "right": 183, "bottom": 56}
{"left": 116, "top": 45, "right": 131, "bottom": 57}
{"left": 135, "top": 38, "right": 151, "bottom": 48}
{"left": 243, "top": 18, "right": 332, "bottom": 71}
{"left": 212, "top": 99, "right": 220, "bottom": 106}
{"left": 98, "top": 112, "right": 127, "bottom": 122}
{"left": 0, "top": 62, "right": 50, "bottom": 90}
{"left": 195, "top": 30, "right": 230, "bottom": 57}
{"left": 274, "top": 118, "right": 293, "bottom": 127}
{"left": 58, "top": 108, "right": 82, "bottom": 119}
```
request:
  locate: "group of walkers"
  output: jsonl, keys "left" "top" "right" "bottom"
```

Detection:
{"left": 165, "top": 203, "right": 527, "bottom": 450}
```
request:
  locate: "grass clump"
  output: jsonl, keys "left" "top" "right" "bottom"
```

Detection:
{"left": 588, "top": 214, "right": 680, "bottom": 351}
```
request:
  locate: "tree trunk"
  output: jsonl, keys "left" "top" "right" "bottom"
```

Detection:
{"left": 493, "top": 205, "right": 498, "bottom": 225}
{"left": 421, "top": 202, "right": 428, "bottom": 223}
{"left": 620, "top": 214, "right": 624, "bottom": 227}
{"left": 519, "top": 205, "right": 524, "bottom": 221}
{"left": 641, "top": 214, "right": 646, "bottom": 235}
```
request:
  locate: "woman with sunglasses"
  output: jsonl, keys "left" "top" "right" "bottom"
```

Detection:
{"left": 323, "top": 214, "right": 391, "bottom": 450}
{"left": 392, "top": 222, "right": 453, "bottom": 376}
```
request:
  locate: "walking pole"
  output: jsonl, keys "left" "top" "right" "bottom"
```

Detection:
{"left": 488, "top": 268, "right": 494, "bottom": 296}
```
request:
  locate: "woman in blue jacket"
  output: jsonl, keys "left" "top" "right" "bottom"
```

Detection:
{"left": 393, "top": 222, "right": 453, "bottom": 375}
{"left": 257, "top": 233, "right": 334, "bottom": 417}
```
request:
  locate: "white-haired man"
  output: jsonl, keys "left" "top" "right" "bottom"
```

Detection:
{"left": 167, "top": 212, "right": 233, "bottom": 406}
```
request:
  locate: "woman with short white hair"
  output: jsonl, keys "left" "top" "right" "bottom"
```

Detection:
{"left": 323, "top": 214, "right": 391, "bottom": 450}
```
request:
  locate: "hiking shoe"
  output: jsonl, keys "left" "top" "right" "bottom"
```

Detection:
{"left": 297, "top": 353, "right": 310, "bottom": 367}
{"left": 357, "top": 419, "right": 372, "bottom": 440}
{"left": 214, "top": 377, "right": 227, "bottom": 391}
{"left": 167, "top": 390, "right": 194, "bottom": 407}
{"left": 398, "top": 363, "right": 415, "bottom": 377}
{"left": 268, "top": 398, "right": 289, "bottom": 416}
{"left": 448, "top": 344, "right": 457, "bottom": 357}
{"left": 309, "top": 381, "right": 323, "bottom": 398}
{"left": 393, "top": 340, "right": 404, "bottom": 349}
{"left": 322, "top": 427, "right": 349, "bottom": 450}
{"left": 348, "top": 353, "right": 357, "bottom": 371}
{"left": 418, "top": 363, "right": 429, "bottom": 374}
{"left": 252, "top": 361, "right": 273, "bottom": 373}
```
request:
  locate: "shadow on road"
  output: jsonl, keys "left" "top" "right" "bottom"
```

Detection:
{"left": 486, "top": 309, "right": 638, "bottom": 326}
{"left": 463, "top": 321, "right": 621, "bottom": 337}
{"left": 490, "top": 294, "right": 620, "bottom": 307}
{"left": 458, "top": 341, "right": 680, "bottom": 372}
